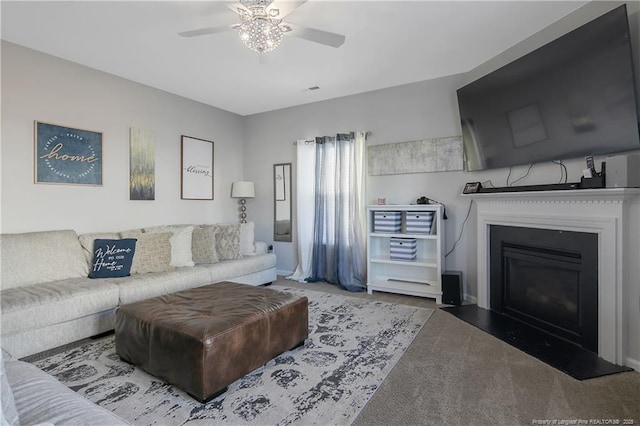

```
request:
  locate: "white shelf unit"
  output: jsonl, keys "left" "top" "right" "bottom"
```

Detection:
{"left": 366, "top": 204, "right": 444, "bottom": 303}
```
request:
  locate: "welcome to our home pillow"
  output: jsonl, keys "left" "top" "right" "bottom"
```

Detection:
{"left": 89, "top": 238, "right": 137, "bottom": 278}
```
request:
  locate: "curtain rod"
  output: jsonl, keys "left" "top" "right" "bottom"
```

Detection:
{"left": 293, "top": 131, "right": 372, "bottom": 145}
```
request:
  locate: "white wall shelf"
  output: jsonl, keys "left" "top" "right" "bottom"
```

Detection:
{"left": 366, "top": 204, "right": 445, "bottom": 303}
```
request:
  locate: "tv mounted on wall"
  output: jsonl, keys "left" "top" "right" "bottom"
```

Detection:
{"left": 457, "top": 4, "right": 640, "bottom": 172}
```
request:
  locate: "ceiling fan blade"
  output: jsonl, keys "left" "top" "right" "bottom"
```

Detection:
{"left": 284, "top": 23, "right": 345, "bottom": 48}
{"left": 178, "top": 25, "right": 235, "bottom": 38}
{"left": 267, "top": 0, "right": 308, "bottom": 19}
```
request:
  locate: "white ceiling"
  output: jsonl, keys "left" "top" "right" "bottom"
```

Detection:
{"left": 1, "top": 1, "right": 587, "bottom": 116}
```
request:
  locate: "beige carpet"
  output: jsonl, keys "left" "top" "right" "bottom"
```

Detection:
{"left": 276, "top": 278, "right": 640, "bottom": 426}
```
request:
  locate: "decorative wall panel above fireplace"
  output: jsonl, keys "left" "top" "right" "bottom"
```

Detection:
{"left": 367, "top": 136, "right": 463, "bottom": 175}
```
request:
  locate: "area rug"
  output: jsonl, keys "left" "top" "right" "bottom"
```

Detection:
{"left": 31, "top": 287, "right": 432, "bottom": 425}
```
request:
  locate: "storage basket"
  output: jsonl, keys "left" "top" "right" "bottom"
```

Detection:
{"left": 373, "top": 211, "right": 402, "bottom": 233}
{"left": 390, "top": 237, "right": 417, "bottom": 261}
{"left": 405, "top": 211, "right": 434, "bottom": 234}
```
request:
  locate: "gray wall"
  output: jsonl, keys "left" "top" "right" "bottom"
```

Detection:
{"left": 243, "top": 75, "right": 466, "bottom": 275}
{"left": 1, "top": 41, "right": 245, "bottom": 234}
{"left": 242, "top": 72, "right": 604, "bottom": 295}
{"left": 242, "top": 1, "right": 640, "bottom": 366}
{"left": 2, "top": 1, "right": 638, "bottom": 366}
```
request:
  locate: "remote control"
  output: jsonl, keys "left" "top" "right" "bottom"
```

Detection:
{"left": 585, "top": 156, "right": 596, "bottom": 174}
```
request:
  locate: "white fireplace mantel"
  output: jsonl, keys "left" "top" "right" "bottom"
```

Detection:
{"left": 465, "top": 188, "right": 640, "bottom": 366}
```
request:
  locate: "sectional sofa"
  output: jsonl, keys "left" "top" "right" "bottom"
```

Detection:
{"left": 0, "top": 222, "right": 276, "bottom": 359}
{"left": 0, "top": 222, "right": 277, "bottom": 425}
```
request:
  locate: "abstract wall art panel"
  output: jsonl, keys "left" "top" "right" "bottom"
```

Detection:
{"left": 129, "top": 127, "right": 155, "bottom": 200}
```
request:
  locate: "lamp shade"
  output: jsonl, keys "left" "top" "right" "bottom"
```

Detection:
{"left": 231, "top": 181, "right": 255, "bottom": 198}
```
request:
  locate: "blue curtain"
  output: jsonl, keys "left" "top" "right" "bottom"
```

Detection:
{"left": 308, "top": 133, "right": 366, "bottom": 292}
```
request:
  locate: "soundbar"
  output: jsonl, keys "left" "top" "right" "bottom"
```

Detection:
{"left": 477, "top": 182, "right": 580, "bottom": 193}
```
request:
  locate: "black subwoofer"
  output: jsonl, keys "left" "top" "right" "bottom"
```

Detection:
{"left": 442, "top": 271, "right": 463, "bottom": 305}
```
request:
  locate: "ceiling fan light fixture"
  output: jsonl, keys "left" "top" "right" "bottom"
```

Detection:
{"left": 238, "top": 17, "right": 283, "bottom": 53}
{"left": 180, "top": 0, "right": 346, "bottom": 53}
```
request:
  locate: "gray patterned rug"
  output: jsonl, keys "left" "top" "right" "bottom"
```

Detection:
{"left": 32, "top": 287, "right": 432, "bottom": 425}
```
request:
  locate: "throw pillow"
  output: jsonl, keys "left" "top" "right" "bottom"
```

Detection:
{"left": 121, "top": 231, "right": 174, "bottom": 274}
{"left": 214, "top": 224, "right": 241, "bottom": 260}
{"left": 143, "top": 224, "right": 192, "bottom": 233}
{"left": 191, "top": 226, "right": 219, "bottom": 264}
{"left": 145, "top": 225, "right": 195, "bottom": 268}
{"left": 78, "top": 232, "right": 121, "bottom": 266}
{"left": 169, "top": 226, "right": 195, "bottom": 267}
{"left": 89, "top": 239, "right": 137, "bottom": 278}
{"left": 239, "top": 221, "right": 255, "bottom": 256}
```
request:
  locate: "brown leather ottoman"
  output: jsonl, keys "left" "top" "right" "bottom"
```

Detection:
{"left": 114, "top": 282, "right": 308, "bottom": 402}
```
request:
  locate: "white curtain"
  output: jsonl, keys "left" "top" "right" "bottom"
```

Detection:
{"left": 353, "top": 131, "right": 367, "bottom": 262}
{"left": 286, "top": 140, "right": 316, "bottom": 282}
{"left": 288, "top": 132, "right": 367, "bottom": 290}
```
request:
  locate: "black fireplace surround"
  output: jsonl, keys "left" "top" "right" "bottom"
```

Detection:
{"left": 489, "top": 225, "right": 598, "bottom": 352}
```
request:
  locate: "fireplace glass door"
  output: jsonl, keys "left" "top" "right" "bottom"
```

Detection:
{"left": 490, "top": 226, "right": 598, "bottom": 352}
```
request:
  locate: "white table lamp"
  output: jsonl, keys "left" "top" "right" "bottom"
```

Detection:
{"left": 231, "top": 181, "right": 255, "bottom": 223}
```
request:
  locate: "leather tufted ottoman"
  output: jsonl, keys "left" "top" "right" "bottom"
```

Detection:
{"left": 114, "top": 282, "right": 308, "bottom": 402}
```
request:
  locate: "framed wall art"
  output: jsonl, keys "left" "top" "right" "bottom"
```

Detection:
{"left": 35, "top": 121, "right": 103, "bottom": 185}
{"left": 129, "top": 127, "right": 155, "bottom": 200}
{"left": 181, "top": 135, "right": 214, "bottom": 200}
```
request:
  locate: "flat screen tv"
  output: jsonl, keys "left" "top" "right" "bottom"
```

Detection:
{"left": 457, "top": 4, "right": 640, "bottom": 172}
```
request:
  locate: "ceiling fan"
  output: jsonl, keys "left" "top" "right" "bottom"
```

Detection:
{"left": 178, "top": 0, "right": 346, "bottom": 54}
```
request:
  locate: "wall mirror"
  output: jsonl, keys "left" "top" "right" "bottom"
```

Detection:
{"left": 274, "top": 163, "right": 292, "bottom": 242}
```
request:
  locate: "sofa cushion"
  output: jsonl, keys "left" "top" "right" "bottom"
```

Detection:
{"left": 89, "top": 238, "right": 137, "bottom": 278}
{"left": 78, "top": 232, "right": 121, "bottom": 266}
{"left": 253, "top": 241, "right": 268, "bottom": 256}
{"left": 121, "top": 231, "right": 174, "bottom": 274}
{"left": 0, "top": 278, "right": 120, "bottom": 334}
{"left": 240, "top": 221, "right": 255, "bottom": 256}
{"left": 214, "top": 224, "right": 241, "bottom": 260}
{"left": 111, "top": 266, "right": 212, "bottom": 305}
{"left": 192, "top": 225, "right": 219, "bottom": 264}
{"left": 0, "top": 230, "right": 89, "bottom": 290}
{"left": 4, "top": 359, "right": 129, "bottom": 425}
{"left": 199, "top": 253, "right": 277, "bottom": 283}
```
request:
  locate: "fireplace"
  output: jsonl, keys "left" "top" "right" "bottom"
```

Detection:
{"left": 489, "top": 225, "right": 598, "bottom": 352}
{"left": 469, "top": 188, "right": 640, "bottom": 367}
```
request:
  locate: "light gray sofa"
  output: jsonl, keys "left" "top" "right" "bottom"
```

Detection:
{"left": 0, "top": 222, "right": 277, "bottom": 359}
{"left": 0, "top": 223, "right": 276, "bottom": 425}
{"left": 1, "top": 349, "right": 130, "bottom": 425}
